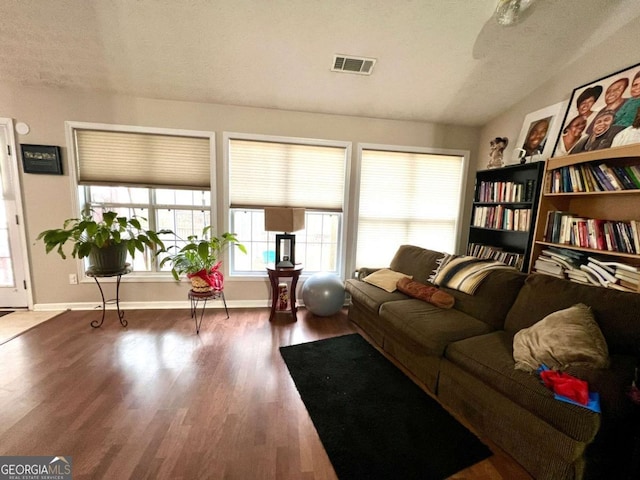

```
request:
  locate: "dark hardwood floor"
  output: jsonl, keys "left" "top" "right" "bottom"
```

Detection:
{"left": 0, "top": 307, "right": 532, "bottom": 479}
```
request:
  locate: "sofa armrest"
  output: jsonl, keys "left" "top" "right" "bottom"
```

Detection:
{"left": 354, "top": 267, "right": 383, "bottom": 280}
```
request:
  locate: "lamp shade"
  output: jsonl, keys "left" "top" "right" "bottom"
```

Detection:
{"left": 264, "top": 207, "right": 305, "bottom": 232}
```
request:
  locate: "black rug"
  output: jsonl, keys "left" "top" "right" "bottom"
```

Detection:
{"left": 280, "top": 334, "right": 492, "bottom": 480}
{"left": 0, "top": 311, "right": 13, "bottom": 317}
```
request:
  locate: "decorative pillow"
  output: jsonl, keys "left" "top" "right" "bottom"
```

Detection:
{"left": 396, "top": 277, "right": 455, "bottom": 309}
{"left": 513, "top": 303, "right": 610, "bottom": 372}
{"left": 363, "top": 268, "right": 411, "bottom": 293}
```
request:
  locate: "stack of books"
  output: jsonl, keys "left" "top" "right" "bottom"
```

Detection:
{"left": 476, "top": 179, "right": 536, "bottom": 202}
{"left": 472, "top": 206, "right": 531, "bottom": 231}
{"left": 543, "top": 211, "right": 640, "bottom": 254}
{"left": 533, "top": 247, "right": 587, "bottom": 280}
{"left": 549, "top": 162, "right": 640, "bottom": 193}
{"left": 534, "top": 249, "right": 640, "bottom": 292}
{"left": 467, "top": 243, "right": 524, "bottom": 270}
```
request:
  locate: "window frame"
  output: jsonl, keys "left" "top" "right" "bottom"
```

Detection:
{"left": 223, "top": 131, "right": 352, "bottom": 279}
{"left": 65, "top": 121, "right": 216, "bottom": 282}
{"left": 349, "top": 143, "right": 469, "bottom": 275}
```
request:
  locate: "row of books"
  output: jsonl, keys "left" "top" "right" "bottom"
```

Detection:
{"left": 533, "top": 247, "right": 640, "bottom": 292}
{"left": 472, "top": 206, "right": 531, "bottom": 231}
{"left": 476, "top": 179, "right": 536, "bottom": 203}
{"left": 466, "top": 243, "right": 525, "bottom": 270}
{"left": 543, "top": 211, "right": 640, "bottom": 254}
{"left": 548, "top": 162, "right": 640, "bottom": 193}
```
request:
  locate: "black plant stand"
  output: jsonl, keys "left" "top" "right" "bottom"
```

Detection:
{"left": 188, "top": 289, "right": 228, "bottom": 334}
{"left": 86, "top": 264, "right": 132, "bottom": 328}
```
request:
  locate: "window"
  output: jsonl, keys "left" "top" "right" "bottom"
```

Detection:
{"left": 226, "top": 134, "right": 349, "bottom": 275}
{"left": 68, "top": 122, "right": 215, "bottom": 274}
{"left": 355, "top": 145, "right": 467, "bottom": 268}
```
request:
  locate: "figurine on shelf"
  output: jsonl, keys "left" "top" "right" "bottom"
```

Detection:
{"left": 487, "top": 137, "right": 508, "bottom": 169}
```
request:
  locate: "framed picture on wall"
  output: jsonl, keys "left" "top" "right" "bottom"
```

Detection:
{"left": 512, "top": 101, "right": 567, "bottom": 164}
{"left": 552, "top": 62, "right": 640, "bottom": 157}
{"left": 20, "top": 144, "right": 63, "bottom": 175}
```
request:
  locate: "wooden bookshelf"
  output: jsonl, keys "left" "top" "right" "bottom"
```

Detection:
{"left": 529, "top": 143, "right": 640, "bottom": 291}
{"left": 468, "top": 162, "right": 544, "bottom": 272}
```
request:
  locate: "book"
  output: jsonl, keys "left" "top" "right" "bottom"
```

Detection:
{"left": 615, "top": 271, "right": 640, "bottom": 284}
{"left": 534, "top": 257, "right": 564, "bottom": 276}
{"left": 598, "top": 164, "right": 623, "bottom": 190}
{"left": 593, "top": 260, "right": 640, "bottom": 273}
{"left": 580, "top": 264, "right": 612, "bottom": 287}
{"left": 587, "top": 256, "right": 615, "bottom": 274}
{"left": 586, "top": 261, "right": 618, "bottom": 284}
{"left": 625, "top": 165, "right": 640, "bottom": 188}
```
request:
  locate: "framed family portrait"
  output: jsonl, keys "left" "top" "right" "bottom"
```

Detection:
{"left": 552, "top": 62, "right": 640, "bottom": 157}
{"left": 513, "top": 101, "right": 567, "bottom": 164}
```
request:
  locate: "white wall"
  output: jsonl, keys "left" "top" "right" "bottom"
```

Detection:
{"left": 1, "top": 83, "right": 480, "bottom": 308}
{"left": 478, "top": 16, "right": 640, "bottom": 166}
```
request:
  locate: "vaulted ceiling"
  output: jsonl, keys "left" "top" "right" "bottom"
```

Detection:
{"left": 2, "top": 0, "right": 639, "bottom": 126}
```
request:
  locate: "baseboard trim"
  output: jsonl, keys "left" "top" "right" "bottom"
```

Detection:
{"left": 33, "top": 299, "right": 271, "bottom": 311}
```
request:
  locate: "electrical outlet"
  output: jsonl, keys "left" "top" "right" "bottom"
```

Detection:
{"left": 69, "top": 274, "right": 78, "bottom": 284}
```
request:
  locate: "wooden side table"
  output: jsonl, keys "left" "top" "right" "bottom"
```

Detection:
{"left": 267, "top": 265, "right": 303, "bottom": 322}
{"left": 86, "top": 264, "right": 132, "bottom": 328}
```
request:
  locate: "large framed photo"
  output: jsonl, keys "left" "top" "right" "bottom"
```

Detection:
{"left": 513, "top": 101, "right": 567, "bottom": 164}
{"left": 20, "top": 144, "right": 63, "bottom": 175}
{"left": 552, "top": 62, "right": 640, "bottom": 157}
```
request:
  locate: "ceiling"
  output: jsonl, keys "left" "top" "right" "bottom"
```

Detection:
{"left": 1, "top": 0, "right": 639, "bottom": 126}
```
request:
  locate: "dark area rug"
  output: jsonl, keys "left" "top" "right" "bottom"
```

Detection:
{"left": 280, "top": 333, "right": 492, "bottom": 480}
{"left": 0, "top": 311, "right": 13, "bottom": 317}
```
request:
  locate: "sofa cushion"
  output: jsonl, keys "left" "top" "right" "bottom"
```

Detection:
{"left": 439, "top": 269, "right": 527, "bottom": 330}
{"left": 513, "top": 304, "right": 610, "bottom": 372}
{"left": 389, "top": 245, "right": 444, "bottom": 284}
{"left": 345, "top": 278, "right": 408, "bottom": 313}
{"left": 505, "top": 273, "right": 640, "bottom": 355}
{"left": 379, "top": 299, "right": 494, "bottom": 357}
{"left": 396, "top": 277, "right": 454, "bottom": 309}
{"left": 444, "top": 331, "right": 601, "bottom": 442}
{"left": 362, "top": 268, "right": 411, "bottom": 292}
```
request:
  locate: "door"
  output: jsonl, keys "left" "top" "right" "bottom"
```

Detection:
{"left": 0, "top": 119, "right": 29, "bottom": 307}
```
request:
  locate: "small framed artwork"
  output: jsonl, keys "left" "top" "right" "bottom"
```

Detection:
{"left": 512, "top": 101, "right": 567, "bottom": 164}
{"left": 20, "top": 144, "right": 63, "bottom": 175}
{"left": 552, "top": 62, "right": 640, "bottom": 157}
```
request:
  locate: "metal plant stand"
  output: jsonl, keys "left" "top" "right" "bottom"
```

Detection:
{"left": 188, "top": 289, "right": 229, "bottom": 334}
{"left": 86, "top": 264, "right": 132, "bottom": 328}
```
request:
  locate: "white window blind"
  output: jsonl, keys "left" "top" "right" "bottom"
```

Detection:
{"left": 229, "top": 139, "right": 346, "bottom": 211}
{"left": 74, "top": 129, "right": 211, "bottom": 189}
{"left": 356, "top": 148, "right": 464, "bottom": 268}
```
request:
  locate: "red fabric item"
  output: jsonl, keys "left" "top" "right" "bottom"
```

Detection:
{"left": 540, "top": 369, "right": 589, "bottom": 405}
{"left": 187, "top": 262, "right": 224, "bottom": 291}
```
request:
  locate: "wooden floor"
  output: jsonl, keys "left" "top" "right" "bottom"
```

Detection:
{"left": 0, "top": 307, "right": 532, "bottom": 480}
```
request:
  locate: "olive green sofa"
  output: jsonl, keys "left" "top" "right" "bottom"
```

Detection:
{"left": 345, "top": 245, "right": 640, "bottom": 480}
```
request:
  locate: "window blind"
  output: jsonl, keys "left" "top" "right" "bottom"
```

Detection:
{"left": 229, "top": 139, "right": 346, "bottom": 211}
{"left": 74, "top": 129, "right": 211, "bottom": 189}
{"left": 356, "top": 149, "right": 464, "bottom": 267}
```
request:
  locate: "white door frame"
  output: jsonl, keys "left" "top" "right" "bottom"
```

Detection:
{"left": 0, "top": 118, "right": 33, "bottom": 309}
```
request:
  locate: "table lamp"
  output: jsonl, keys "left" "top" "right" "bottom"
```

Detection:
{"left": 264, "top": 207, "right": 305, "bottom": 268}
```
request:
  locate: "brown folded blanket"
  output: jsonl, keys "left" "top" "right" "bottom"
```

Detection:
{"left": 396, "top": 277, "right": 455, "bottom": 309}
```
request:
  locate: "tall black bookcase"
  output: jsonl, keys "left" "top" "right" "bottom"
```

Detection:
{"left": 467, "top": 162, "right": 544, "bottom": 272}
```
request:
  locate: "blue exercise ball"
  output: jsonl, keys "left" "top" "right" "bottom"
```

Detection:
{"left": 302, "top": 272, "right": 346, "bottom": 316}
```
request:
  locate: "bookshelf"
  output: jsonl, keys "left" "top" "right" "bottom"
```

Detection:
{"left": 467, "top": 162, "right": 544, "bottom": 271}
{"left": 529, "top": 143, "right": 640, "bottom": 292}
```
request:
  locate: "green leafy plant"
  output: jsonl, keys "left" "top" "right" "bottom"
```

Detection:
{"left": 159, "top": 227, "right": 247, "bottom": 281}
{"left": 36, "top": 210, "right": 172, "bottom": 260}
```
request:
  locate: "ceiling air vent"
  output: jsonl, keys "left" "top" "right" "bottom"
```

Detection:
{"left": 331, "top": 55, "right": 376, "bottom": 75}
